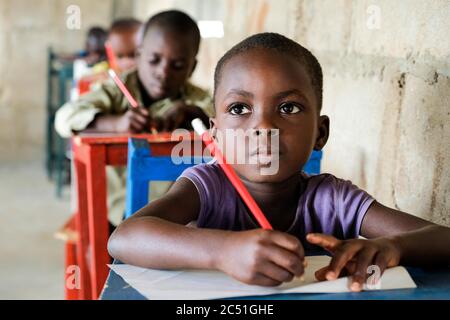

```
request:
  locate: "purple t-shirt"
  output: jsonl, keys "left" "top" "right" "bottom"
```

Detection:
{"left": 179, "top": 163, "right": 375, "bottom": 253}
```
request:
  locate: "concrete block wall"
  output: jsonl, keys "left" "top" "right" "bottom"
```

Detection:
{"left": 300, "top": 0, "right": 450, "bottom": 226}
{"left": 0, "top": 0, "right": 133, "bottom": 161}
{"left": 133, "top": 0, "right": 449, "bottom": 225}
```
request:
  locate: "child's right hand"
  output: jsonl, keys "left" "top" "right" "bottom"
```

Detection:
{"left": 115, "top": 106, "right": 150, "bottom": 133}
{"left": 217, "top": 229, "right": 305, "bottom": 286}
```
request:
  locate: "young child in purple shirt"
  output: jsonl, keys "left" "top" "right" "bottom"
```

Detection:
{"left": 109, "top": 33, "right": 450, "bottom": 292}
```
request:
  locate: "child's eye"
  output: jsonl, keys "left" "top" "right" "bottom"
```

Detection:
{"left": 172, "top": 61, "right": 186, "bottom": 70}
{"left": 228, "top": 103, "right": 251, "bottom": 115}
{"left": 149, "top": 56, "right": 160, "bottom": 65}
{"left": 279, "top": 102, "right": 302, "bottom": 114}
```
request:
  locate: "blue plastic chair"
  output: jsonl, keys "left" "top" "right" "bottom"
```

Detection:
{"left": 125, "top": 138, "right": 323, "bottom": 218}
{"left": 124, "top": 138, "right": 211, "bottom": 219}
{"left": 304, "top": 150, "right": 322, "bottom": 175}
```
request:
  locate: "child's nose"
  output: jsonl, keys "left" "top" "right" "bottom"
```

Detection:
{"left": 254, "top": 128, "right": 279, "bottom": 137}
{"left": 155, "top": 61, "right": 170, "bottom": 82}
{"left": 252, "top": 112, "right": 278, "bottom": 136}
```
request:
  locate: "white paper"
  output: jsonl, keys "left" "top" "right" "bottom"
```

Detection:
{"left": 108, "top": 256, "right": 416, "bottom": 300}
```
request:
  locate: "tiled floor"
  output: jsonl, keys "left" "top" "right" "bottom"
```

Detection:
{"left": 0, "top": 160, "right": 71, "bottom": 299}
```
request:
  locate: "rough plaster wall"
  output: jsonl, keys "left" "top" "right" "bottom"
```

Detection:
{"left": 133, "top": 0, "right": 301, "bottom": 89}
{"left": 0, "top": 0, "right": 133, "bottom": 161}
{"left": 293, "top": 0, "right": 450, "bottom": 226}
{"left": 134, "top": 0, "right": 449, "bottom": 225}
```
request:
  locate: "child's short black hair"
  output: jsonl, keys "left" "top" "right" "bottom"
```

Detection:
{"left": 86, "top": 26, "right": 108, "bottom": 59}
{"left": 87, "top": 26, "right": 108, "bottom": 43}
{"left": 214, "top": 32, "right": 323, "bottom": 110}
{"left": 110, "top": 18, "right": 142, "bottom": 33}
{"left": 142, "top": 10, "right": 201, "bottom": 54}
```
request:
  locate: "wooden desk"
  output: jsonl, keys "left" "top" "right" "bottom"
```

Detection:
{"left": 72, "top": 132, "right": 198, "bottom": 299}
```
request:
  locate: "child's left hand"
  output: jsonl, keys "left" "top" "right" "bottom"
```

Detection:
{"left": 306, "top": 233, "right": 402, "bottom": 292}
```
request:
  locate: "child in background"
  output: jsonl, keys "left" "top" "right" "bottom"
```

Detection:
{"left": 76, "top": 19, "right": 142, "bottom": 96}
{"left": 55, "top": 10, "right": 214, "bottom": 227}
{"left": 72, "top": 26, "right": 109, "bottom": 98}
{"left": 108, "top": 33, "right": 450, "bottom": 291}
{"left": 83, "top": 26, "right": 108, "bottom": 66}
{"left": 107, "top": 18, "right": 142, "bottom": 73}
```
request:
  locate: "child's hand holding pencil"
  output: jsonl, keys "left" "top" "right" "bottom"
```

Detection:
{"left": 216, "top": 229, "right": 306, "bottom": 286}
{"left": 108, "top": 69, "right": 158, "bottom": 134}
{"left": 114, "top": 106, "right": 152, "bottom": 133}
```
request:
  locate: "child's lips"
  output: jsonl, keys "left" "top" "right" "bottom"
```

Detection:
{"left": 250, "top": 150, "right": 271, "bottom": 156}
{"left": 255, "top": 154, "right": 275, "bottom": 165}
{"left": 249, "top": 149, "right": 282, "bottom": 165}
{"left": 152, "top": 83, "right": 169, "bottom": 95}
{"left": 154, "top": 85, "right": 165, "bottom": 92}
{"left": 249, "top": 148, "right": 281, "bottom": 157}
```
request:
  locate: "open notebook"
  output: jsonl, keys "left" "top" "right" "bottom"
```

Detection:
{"left": 108, "top": 255, "right": 416, "bottom": 300}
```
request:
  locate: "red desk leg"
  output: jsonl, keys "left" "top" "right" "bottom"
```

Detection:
{"left": 64, "top": 240, "right": 78, "bottom": 300}
{"left": 73, "top": 158, "right": 92, "bottom": 300}
{"left": 85, "top": 145, "right": 110, "bottom": 299}
{"left": 63, "top": 214, "right": 79, "bottom": 300}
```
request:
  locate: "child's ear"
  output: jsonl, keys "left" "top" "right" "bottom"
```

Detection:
{"left": 314, "top": 115, "right": 330, "bottom": 151}
{"left": 209, "top": 118, "right": 217, "bottom": 138}
{"left": 135, "top": 46, "right": 143, "bottom": 59}
{"left": 189, "top": 59, "right": 198, "bottom": 77}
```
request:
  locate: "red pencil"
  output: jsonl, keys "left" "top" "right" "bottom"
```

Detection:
{"left": 108, "top": 69, "right": 139, "bottom": 109}
{"left": 105, "top": 42, "right": 119, "bottom": 72}
{"left": 191, "top": 119, "right": 273, "bottom": 230}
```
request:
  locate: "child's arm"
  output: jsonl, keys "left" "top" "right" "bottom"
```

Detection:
{"left": 85, "top": 106, "right": 150, "bottom": 133}
{"left": 108, "top": 177, "right": 306, "bottom": 286}
{"left": 55, "top": 76, "right": 150, "bottom": 137}
{"left": 360, "top": 201, "right": 449, "bottom": 265}
{"left": 307, "top": 201, "right": 450, "bottom": 291}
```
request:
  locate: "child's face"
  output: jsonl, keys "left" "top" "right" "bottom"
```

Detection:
{"left": 212, "top": 49, "right": 329, "bottom": 183}
{"left": 108, "top": 30, "right": 139, "bottom": 72}
{"left": 136, "top": 27, "right": 197, "bottom": 100}
{"left": 85, "top": 36, "right": 106, "bottom": 65}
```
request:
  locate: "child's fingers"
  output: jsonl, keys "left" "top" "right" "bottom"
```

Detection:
{"left": 344, "top": 259, "right": 357, "bottom": 274}
{"left": 314, "top": 265, "right": 330, "bottom": 281}
{"left": 258, "top": 261, "right": 295, "bottom": 284}
{"left": 315, "top": 260, "right": 355, "bottom": 281}
{"left": 325, "top": 243, "right": 362, "bottom": 280}
{"left": 350, "top": 247, "right": 378, "bottom": 292}
{"left": 130, "top": 121, "right": 145, "bottom": 133}
{"left": 270, "top": 232, "right": 305, "bottom": 258}
{"left": 266, "top": 244, "right": 304, "bottom": 277}
{"left": 251, "top": 273, "right": 283, "bottom": 287}
{"left": 364, "top": 251, "right": 393, "bottom": 289}
{"left": 131, "top": 119, "right": 147, "bottom": 131}
{"left": 306, "top": 233, "right": 341, "bottom": 251}
{"left": 130, "top": 116, "right": 148, "bottom": 131}
{"left": 134, "top": 106, "right": 149, "bottom": 117}
{"left": 151, "top": 117, "right": 164, "bottom": 132}
{"left": 373, "top": 251, "right": 389, "bottom": 277}
{"left": 130, "top": 111, "right": 148, "bottom": 127}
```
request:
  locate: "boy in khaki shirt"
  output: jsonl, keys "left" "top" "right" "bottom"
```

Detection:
{"left": 56, "top": 10, "right": 214, "bottom": 226}
{"left": 107, "top": 18, "right": 142, "bottom": 73}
